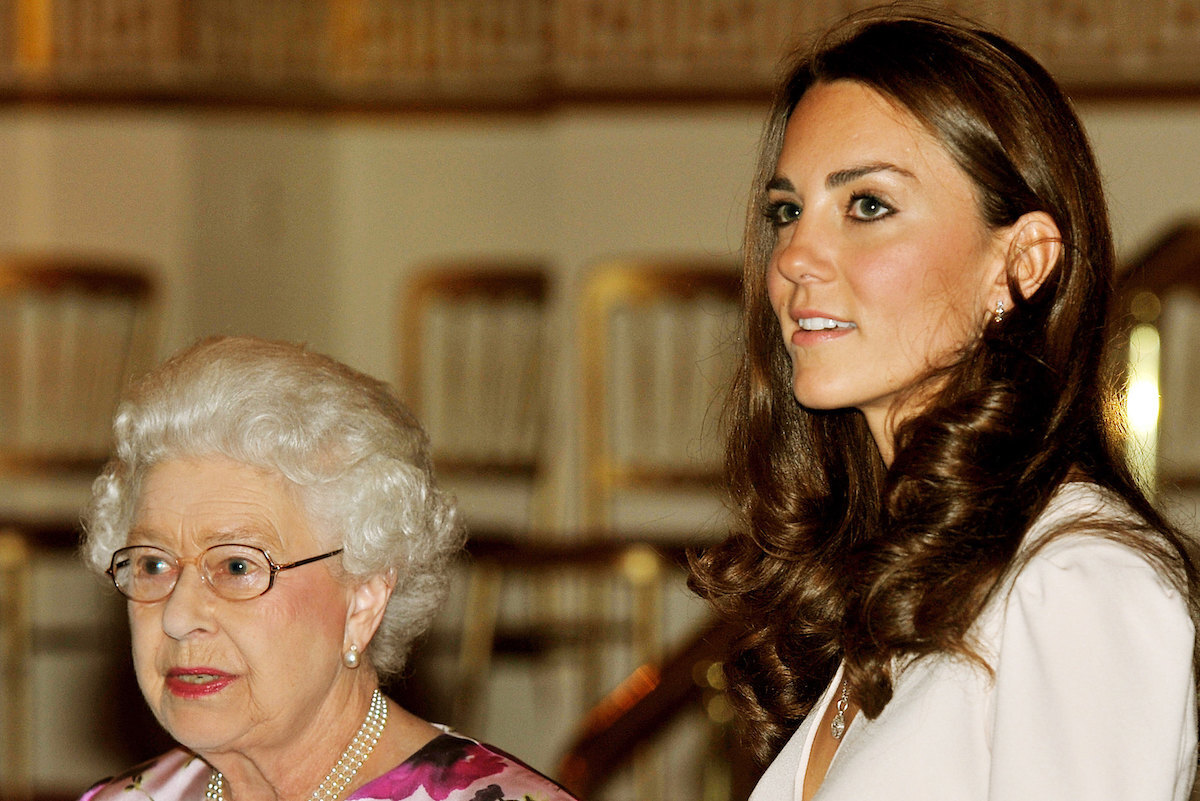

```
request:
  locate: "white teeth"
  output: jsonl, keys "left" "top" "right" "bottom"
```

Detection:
{"left": 178, "top": 674, "right": 217, "bottom": 683}
{"left": 797, "top": 317, "right": 855, "bottom": 331}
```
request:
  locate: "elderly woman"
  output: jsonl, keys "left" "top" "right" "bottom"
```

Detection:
{"left": 79, "top": 336, "right": 577, "bottom": 801}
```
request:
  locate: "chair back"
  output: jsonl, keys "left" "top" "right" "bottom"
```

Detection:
{"left": 578, "top": 259, "right": 741, "bottom": 534}
{"left": 400, "top": 263, "right": 549, "bottom": 478}
{"left": 0, "top": 256, "right": 157, "bottom": 478}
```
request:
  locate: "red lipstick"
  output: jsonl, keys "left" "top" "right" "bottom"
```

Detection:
{"left": 165, "top": 667, "right": 236, "bottom": 698}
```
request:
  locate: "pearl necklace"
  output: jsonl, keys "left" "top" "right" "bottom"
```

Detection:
{"left": 205, "top": 688, "right": 387, "bottom": 801}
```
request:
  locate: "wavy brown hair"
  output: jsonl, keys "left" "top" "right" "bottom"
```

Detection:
{"left": 689, "top": 8, "right": 1197, "bottom": 762}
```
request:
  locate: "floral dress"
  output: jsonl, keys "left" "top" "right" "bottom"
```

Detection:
{"left": 80, "top": 733, "right": 578, "bottom": 801}
{"left": 353, "top": 734, "right": 578, "bottom": 801}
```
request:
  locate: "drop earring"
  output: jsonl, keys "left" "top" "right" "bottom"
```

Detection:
{"left": 993, "top": 300, "right": 1005, "bottom": 323}
{"left": 343, "top": 643, "right": 360, "bottom": 669}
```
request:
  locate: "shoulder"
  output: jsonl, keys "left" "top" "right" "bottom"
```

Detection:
{"left": 1024, "top": 481, "right": 1133, "bottom": 542}
{"left": 352, "top": 733, "right": 579, "bottom": 801}
{"left": 974, "top": 485, "right": 1198, "bottom": 799}
{"left": 991, "top": 482, "right": 1192, "bottom": 649}
{"left": 79, "top": 749, "right": 209, "bottom": 801}
{"left": 966, "top": 482, "right": 1193, "bottom": 660}
{"left": 1015, "top": 482, "right": 1181, "bottom": 591}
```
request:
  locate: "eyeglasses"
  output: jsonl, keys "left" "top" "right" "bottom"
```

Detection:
{"left": 106, "top": 544, "right": 344, "bottom": 603}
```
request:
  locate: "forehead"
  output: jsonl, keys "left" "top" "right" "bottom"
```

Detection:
{"left": 130, "top": 455, "right": 314, "bottom": 553}
{"left": 777, "top": 79, "right": 965, "bottom": 187}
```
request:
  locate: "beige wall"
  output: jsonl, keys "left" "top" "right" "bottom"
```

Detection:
{"left": 1083, "top": 101, "right": 1200, "bottom": 256}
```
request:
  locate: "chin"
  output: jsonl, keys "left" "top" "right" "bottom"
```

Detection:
{"left": 152, "top": 695, "right": 239, "bottom": 750}
{"left": 159, "top": 713, "right": 241, "bottom": 754}
{"left": 791, "top": 387, "right": 848, "bottom": 412}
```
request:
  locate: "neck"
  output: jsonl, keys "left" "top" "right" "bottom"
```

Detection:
{"left": 205, "top": 679, "right": 381, "bottom": 801}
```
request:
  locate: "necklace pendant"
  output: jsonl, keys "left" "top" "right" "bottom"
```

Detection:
{"left": 830, "top": 711, "right": 846, "bottom": 740}
{"left": 830, "top": 677, "right": 850, "bottom": 741}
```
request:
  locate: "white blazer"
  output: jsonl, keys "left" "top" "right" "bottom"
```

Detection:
{"left": 751, "top": 483, "right": 1197, "bottom": 801}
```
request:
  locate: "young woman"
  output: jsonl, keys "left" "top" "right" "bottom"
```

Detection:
{"left": 690, "top": 9, "right": 1198, "bottom": 800}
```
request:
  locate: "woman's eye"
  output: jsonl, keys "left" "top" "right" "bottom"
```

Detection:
{"left": 215, "top": 556, "right": 266, "bottom": 577}
{"left": 139, "top": 557, "right": 172, "bottom": 576}
{"left": 848, "top": 194, "right": 892, "bottom": 221}
{"left": 225, "top": 558, "right": 251, "bottom": 575}
{"left": 763, "top": 200, "right": 801, "bottom": 227}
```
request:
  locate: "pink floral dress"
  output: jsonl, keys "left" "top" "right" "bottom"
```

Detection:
{"left": 354, "top": 734, "right": 578, "bottom": 801}
{"left": 80, "top": 734, "right": 579, "bottom": 801}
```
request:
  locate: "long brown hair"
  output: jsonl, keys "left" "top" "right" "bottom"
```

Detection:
{"left": 689, "top": 7, "right": 1197, "bottom": 762}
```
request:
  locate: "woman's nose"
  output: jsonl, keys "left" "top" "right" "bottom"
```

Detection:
{"left": 773, "top": 215, "right": 835, "bottom": 284}
{"left": 159, "top": 564, "right": 217, "bottom": 640}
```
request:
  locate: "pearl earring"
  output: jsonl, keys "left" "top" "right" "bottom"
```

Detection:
{"left": 993, "top": 300, "right": 1006, "bottom": 323}
{"left": 343, "top": 644, "right": 360, "bottom": 669}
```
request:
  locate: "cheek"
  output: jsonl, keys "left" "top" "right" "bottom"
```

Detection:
{"left": 252, "top": 581, "right": 350, "bottom": 652}
{"left": 128, "top": 605, "right": 155, "bottom": 648}
{"left": 765, "top": 263, "right": 790, "bottom": 317}
{"left": 247, "top": 598, "right": 346, "bottom": 689}
{"left": 846, "top": 247, "right": 923, "bottom": 314}
{"left": 127, "top": 606, "right": 162, "bottom": 687}
{"left": 868, "top": 254, "right": 987, "bottom": 361}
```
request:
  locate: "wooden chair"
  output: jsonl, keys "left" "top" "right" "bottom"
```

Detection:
{"left": 398, "top": 262, "right": 559, "bottom": 732}
{"left": 399, "top": 263, "right": 551, "bottom": 528}
{"left": 455, "top": 536, "right": 683, "bottom": 760}
{"left": 571, "top": 258, "right": 741, "bottom": 799}
{"left": 578, "top": 259, "right": 741, "bottom": 537}
{"left": 0, "top": 529, "right": 32, "bottom": 801}
{"left": 0, "top": 255, "right": 157, "bottom": 526}
{"left": 1115, "top": 220, "right": 1200, "bottom": 524}
{"left": 556, "top": 616, "right": 761, "bottom": 801}
{"left": 0, "top": 254, "right": 157, "bottom": 798}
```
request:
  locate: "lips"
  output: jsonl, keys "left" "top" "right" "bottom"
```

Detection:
{"left": 788, "top": 310, "right": 856, "bottom": 346}
{"left": 165, "top": 667, "right": 236, "bottom": 698}
{"left": 796, "top": 316, "right": 856, "bottom": 331}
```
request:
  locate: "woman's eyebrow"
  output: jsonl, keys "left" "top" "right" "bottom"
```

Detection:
{"left": 766, "top": 176, "right": 795, "bottom": 193}
{"left": 125, "top": 525, "right": 166, "bottom": 545}
{"left": 123, "top": 524, "right": 282, "bottom": 549}
{"left": 826, "top": 162, "right": 916, "bottom": 188}
{"left": 766, "top": 163, "right": 917, "bottom": 194}
{"left": 207, "top": 526, "right": 274, "bottom": 544}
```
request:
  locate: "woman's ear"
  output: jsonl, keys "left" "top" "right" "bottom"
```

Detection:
{"left": 344, "top": 569, "right": 397, "bottom": 653}
{"left": 995, "top": 210, "right": 1062, "bottom": 304}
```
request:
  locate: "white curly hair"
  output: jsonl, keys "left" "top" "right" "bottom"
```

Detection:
{"left": 81, "top": 335, "right": 464, "bottom": 679}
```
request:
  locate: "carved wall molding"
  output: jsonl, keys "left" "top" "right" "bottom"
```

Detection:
{"left": 2, "top": 0, "right": 1199, "bottom": 108}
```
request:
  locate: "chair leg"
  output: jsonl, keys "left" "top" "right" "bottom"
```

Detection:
{"left": 0, "top": 530, "right": 33, "bottom": 801}
{"left": 625, "top": 546, "right": 666, "bottom": 801}
{"left": 453, "top": 563, "right": 503, "bottom": 731}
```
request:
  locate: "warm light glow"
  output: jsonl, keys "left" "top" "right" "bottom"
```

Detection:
{"left": 1126, "top": 324, "right": 1161, "bottom": 493}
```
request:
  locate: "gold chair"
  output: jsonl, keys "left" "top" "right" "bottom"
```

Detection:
{"left": 399, "top": 263, "right": 550, "bottom": 522}
{"left": 1116, "top": 220, "right": 1200, "bottom": 523}
{"left": 573, "top": 258, "right": 741, "bottom": 800}
{"left": 0, "top": 256, "right": 157, "bottom": 523}
{"left": 0, "top": 254, "right": 157, "bottom": 798}
{"left": 398, "top": 262, "right": 557, "bottom": 731}
{"left": 456, "top": 537, "right": 681, "bottom": 758}
{"left": 0, "top": 529, "right": 32, "bottom": 801}
{"left": 578, "top": 259, "right": 741, "bottom": 538}
{"left": 556, "top": 615, "right": 759, "bottom": 801}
